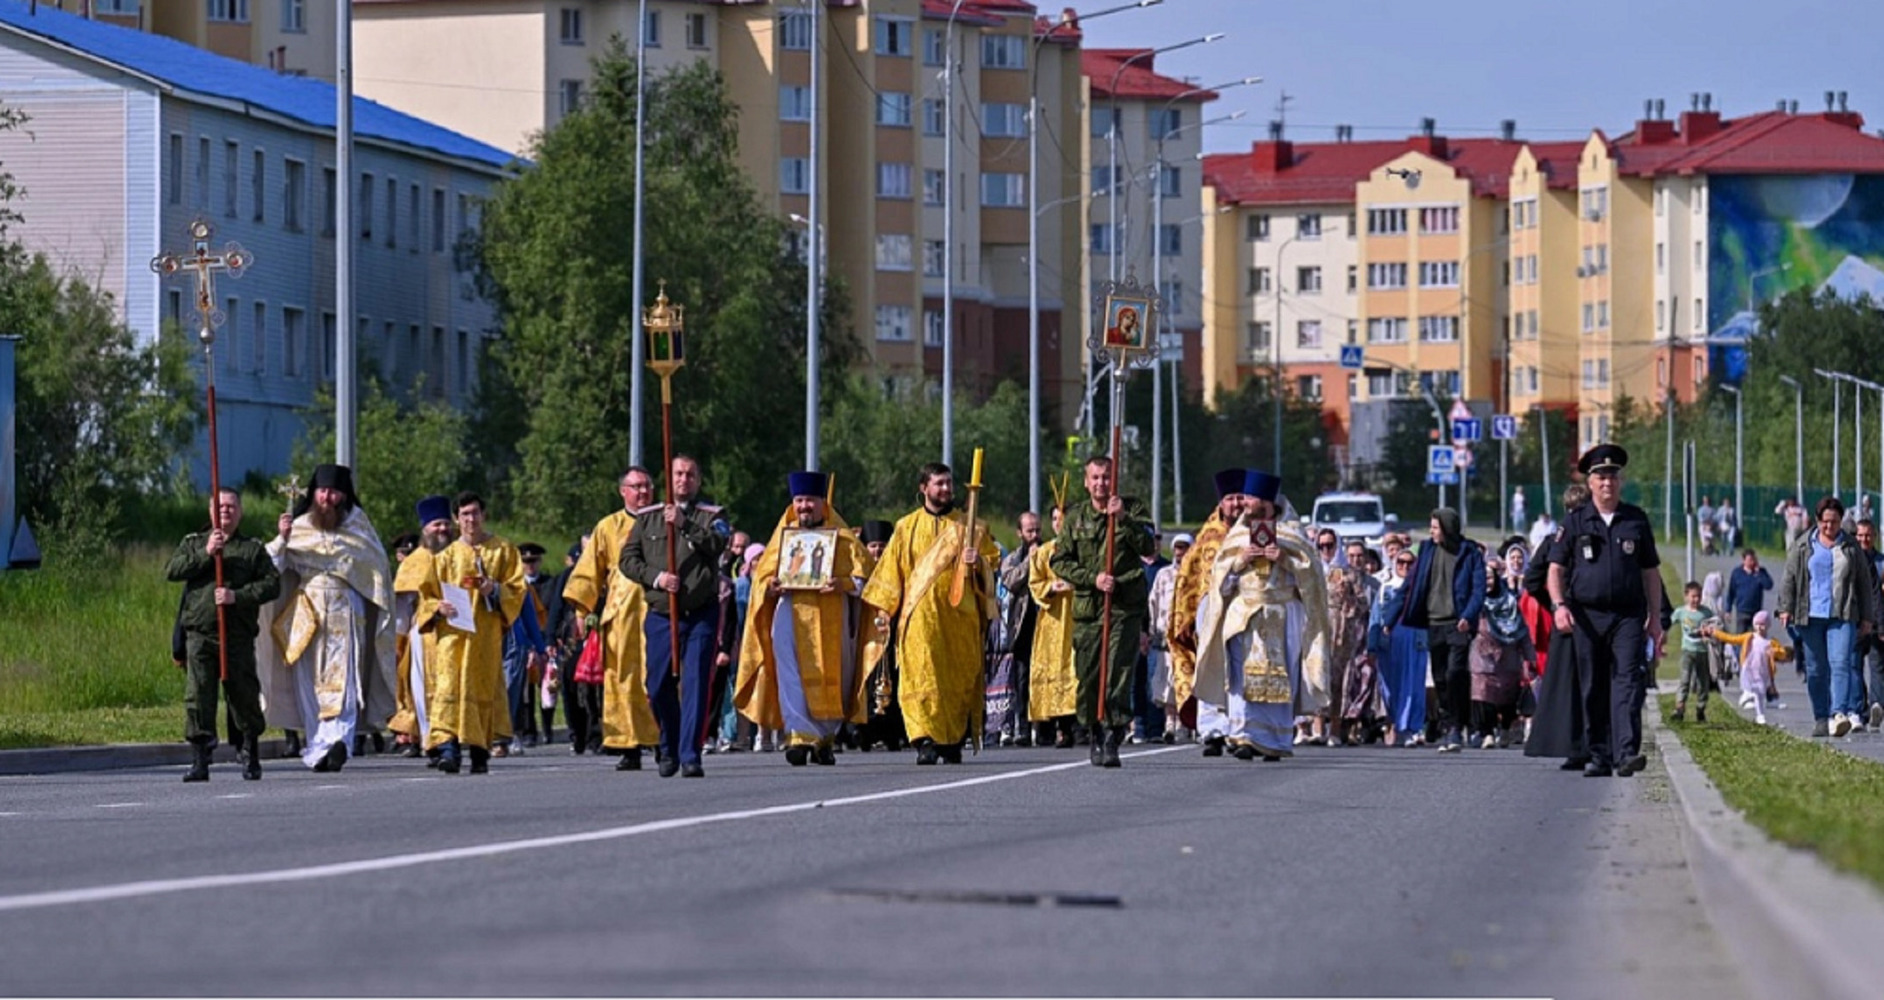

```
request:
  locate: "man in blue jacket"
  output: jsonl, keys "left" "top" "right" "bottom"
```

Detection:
{"left": 1397, "top": 507, "right": 1485, "bottom": 753}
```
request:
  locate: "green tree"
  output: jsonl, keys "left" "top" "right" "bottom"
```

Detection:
{"left": 476, "top": 43, "right": 855, "bottom": 535}
{"left": 293, "top": 377, "right": 471, "bottom": 541}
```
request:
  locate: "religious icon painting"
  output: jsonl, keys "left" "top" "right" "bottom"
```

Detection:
{"left": 1101, "top": 293, "right": 1153, "bottom": 353}
{"left": 778, "top": 528, "right": 839, "bottom": 590}
{"left": 1250, "top": 518, "right": 1276, "bottom": 549}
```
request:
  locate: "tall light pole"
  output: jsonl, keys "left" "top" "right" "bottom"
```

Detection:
{"left": 940, "top": 0, "right": 969, "bottom": 466}
{"left": 1721, "top": 383, "right": 1743, "bottom": 532}
{"left": 1818, "top": 368, "right": 1844, "bottom": 500}
{"left": 1779, "top": 373, "right": 1803, "bottom": 508}
{"left": 803, "top": 0, "right": 821, "bottom": 470}
{"left": 1027, "top": 0, "right": 1161, "bottom": 514}
{"left": 628, "top": 0, "right": 650, "bottom": 467}
{"left": 335, "top": 0, "right": 354, "bottom": 466}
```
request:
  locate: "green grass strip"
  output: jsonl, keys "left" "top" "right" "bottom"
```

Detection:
{"left": 1661, "top": 693, "right": 1884, "bottom": 892}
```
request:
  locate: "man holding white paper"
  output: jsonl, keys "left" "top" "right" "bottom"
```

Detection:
{"left": 420, "top": 492, "right": 526, "bottom": 774}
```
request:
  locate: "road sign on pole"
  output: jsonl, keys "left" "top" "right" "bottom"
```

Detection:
{"left": 1426, "top": 469, "right": 1460, "bottom": 486}
{"left": 1338, "top": 345, "right": 1364, "bottom": 370}
{"left": 1451, "top": 418, "right": 1482, "bottom": 443}
{"left": 1453, "top": 447, "right": 1475, "bottom": 470}
{"left": 1491, "top": 414, "right": 1518, "bottom": 440}
{"left": 1428, "top": 445, "right": 1456, "bottom": 475}
{"left": 1449, "top": 398, "right": 1473, "bottom": 423}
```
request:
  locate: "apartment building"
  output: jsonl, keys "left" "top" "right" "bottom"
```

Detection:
{"left": 0, "top": 4, "right": 507, "bottom": 483}
{"left": 355, "top": 0, "right": 1091, "bottom": 427}
{"left": 1504, "top": 141, "right": 1583, "bottom": 414}
{"left": 49, "top": 0, "right": 336, "bottom": 79}
{"left": 1081, "top": 47, "right": 1213, "bottom": 390}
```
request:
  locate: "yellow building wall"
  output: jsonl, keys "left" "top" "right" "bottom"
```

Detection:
{"left": 355, "top": 1, "right": 549, "bottom": 158}
{"left": 1199, "top": 185, "right": 1241, "bottom": 402}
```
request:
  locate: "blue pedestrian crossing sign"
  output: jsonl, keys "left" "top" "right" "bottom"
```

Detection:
{"left": 1491, "top": 414, "right": 1518, "bottom": 440}
{"left": 1427, "top": 445, "right": 1456, "bottom": 475}
{"left": 1338, "top": 345, "right": 1364, "bottom": 369}
{"left": 1451, "top": 418, "right": 1483, "bottom": 443}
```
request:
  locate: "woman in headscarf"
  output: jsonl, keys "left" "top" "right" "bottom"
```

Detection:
{"left": 1471, "top": 555, "right": 1537, "bottom": 748}
{"left": 1370, "top": 543, "right": 1426, "bottom": 746}
{"left": 1321, "top": 538, "right": 1375, "bottom": 746}
{"left": 1524, "top": 483, "right": 1590, "bottom": 766}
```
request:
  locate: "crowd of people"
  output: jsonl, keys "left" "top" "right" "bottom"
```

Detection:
{"left": 165, "top": 440, "right": 1884, "bottom": 784}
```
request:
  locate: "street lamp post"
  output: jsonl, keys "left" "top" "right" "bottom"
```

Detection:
{"left": 1778, "top": 374, "right": 1803, "bottom": 507}
{"left": 804, "top": 0, "right": 821, "bottom": 471}
{"left": 1817, "top": 369, "right": 1844, "bottom": 499}
{"left": 1027, "top": 0, "right": 1161, "bottom": 514}
{"left": 1721, "top": 383, "right": 1743, "bottom": 533}
{"left": 940, "top": 0, "right": 969, "bottom": 467}
{"left": 628, "top": 0, "right": 650, "bottom": 467}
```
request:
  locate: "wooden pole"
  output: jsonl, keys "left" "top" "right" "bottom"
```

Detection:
{"left": 659, "top": 375, "right": 681, "bottom": 679}
{"left": 205, "top": 346, "right": 228, "bottom": 683}
{"left": 1096, "top": 361, "right": 1124, "bottom": 726}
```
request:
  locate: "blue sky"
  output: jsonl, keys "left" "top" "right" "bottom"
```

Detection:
{"left": 1078, "top": 0, "right": 1884, "bottom": 154}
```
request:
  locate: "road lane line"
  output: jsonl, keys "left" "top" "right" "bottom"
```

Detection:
{"left": 93, "top": 803, "right": 143, "bottom": 809}
{"left": 0, "top": 746, "right": 1187, "bottom": 913}
{"left": 216, "top": 794, "right": 252, "bottom": 800}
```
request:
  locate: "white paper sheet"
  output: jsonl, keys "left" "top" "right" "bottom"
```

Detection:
{"left": 441, "top": 582, "right": 478, "bottom": 633}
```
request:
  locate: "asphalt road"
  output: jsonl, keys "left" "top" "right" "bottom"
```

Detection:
{"left": 0, "top": 739, "right": 1749, "bottom": 999}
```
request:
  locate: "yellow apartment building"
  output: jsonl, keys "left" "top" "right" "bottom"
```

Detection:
{"left": 58, "top": 0, "right": 336, "bottom": 78}
{"left": 1504, "top": 142, "right": 1583, "bottom": 412}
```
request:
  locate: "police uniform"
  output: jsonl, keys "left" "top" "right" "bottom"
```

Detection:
{"left": 1548, "top": 444, "right": 1661, "bottom": 776}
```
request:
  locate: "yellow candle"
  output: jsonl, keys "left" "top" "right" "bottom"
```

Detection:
{"left": 970, "top": 448, "right": 984, "bottom": 487}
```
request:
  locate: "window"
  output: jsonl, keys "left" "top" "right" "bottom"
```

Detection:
{"left": 432, "top": 188, "right": 446, "bottom": 251}
{"left": 924, "top": 310, "right": 944, "bottom": 347}
{"left": 96, "top": 0, "right": 139, "bottom": 11}
{"left": 1248, "top": 267, "right": 1271, "bottom": 294}
{"left": 780, "top": 86, "right": 811, "bottom": 121}
{"left": 1090, "top": 224, "right": 1115, "bottom": 255}
{"left": 1693, "top": 240, "right": 1703, "bottom": 272}
{"left": 642, "top": 9, "right": 661, "bottom": 46}
{"left": 457, "top": 330, "right": 473, "bottom": 397}
{"left": 1247, "top": 214, "right": 1270, "bottom": 241}
{"left": 1296, "top": 266, "right": 1321, "bottom": 294}
{"left": 923, "top": 239, "right": 945, "bottom": 277}
{"left": 779, "top": 11, "right": 811, "bottom": 50}
{"left": 923, "top": 169, "right": 945, "bottom": 206}
{"left": 168, "top": 134, "right": 182, "bottom": 204}
{"left": 1596, "top": 243, "right": 1608, "bottom": 272}
{"left": 1418, "top": 260, "right": 1459, "bottom": 287}
{"left": 780, "top": 158, "right": 809, "bottom": 195}
{"left": 206, "top": 0, "right": 248, "bottom": 23}
{"left": 1346, "top": 265, "right": 1358, "bottom": 293}
{"left": 1297, "top": 374, "right": 1323, "bottom": 400}
{"left": 875, "top": 305, "right": 913, "bottom": 342}
{"left": 921, "top": 99, "right": 945, "bottom": 136}
{"left": 1091, "top": 107, "right": 1121, "bottom": 138}
{"left": 1246, "top": 321, "right": 1272, "bottom": 354}
{"left": 982, "top": 103, "right": 1026, "bottom": 137}
{"left": 1693, "top": 298, "right": 1703, "bottom": 331}
{"left": 1159, "top": 225, "right": 1182, "bottom": 256}
{"left": 686, "top": 12, "right": 708, "bottom": 49}
{"left": 251, "top": 301, "right": 266, "bottom": 373}
{"left": 1367, "top": 208, "right": 1407, "bottom": 235}
{"left": 981, "top": 34, "right": 1025, "bottom": 69}
{"left": 1656, "top": 242, "right": 1665, "bottom": 275}
{"left": 1420, "top": 370, "right": 1461, "bottom": 397}
{"left": 1165, "top": 280, "right": 1183, "bottom": 315}
{"left": 358, "top": 172, "right": 373, "bottom": 239}
{"left": 1296, "top": 320, "right": 1322, "bottom": 349}
{"left": 1159, "top": 165, "right": 1180, "bottom": 199}
{"left": 319, "top": 313, "right": 335, "bottom": 381}
{"left": 321, "top": 167, "right": 336, "bottom": 235}
{"left": 559, "top": 7, "right": 583, "bottom": 44}
{"left": 1656, "top": 188, "right": 1666, "bottom": 217}
{"left": 457, "top": 192, "right": 477, "bottom": 246}
{"left": 874, "top": 17, "right": 911, "bottom": 56}
{"left": 1297, "top": 213, "right": 1322, "bottom": 239}
{"left": 383, "top": 176, "right": 396, "bottom": 247}
{"left": 283, "top": 158, "right": 305, "bottom": 232}
{"left": 1581, "top": 303, "right": 1594, "bottom": 333}
{"left": 1417, "top": 205, "right": 1458, "bottom": 233}
{"left": 1693, "top": 356, "right": 1705, "bottom": 385}
{"left": 281, "top": 0, "right": 304, "bottom": 33}
{"left": 1090, "top": 165, "right": 1122, "bottom": 195}
{"left": 1418, "top": 315, "right": 1458, "bottom": 342}
{"left": 1366, "top": 262, "right": 1407, "bottom": 289}
{"left": 1694, "top": 182, "right": 1706, "bottom": 214}
{"left": 923, "top": 29, "right": 946, "bottom": 66}
{"left": 980, "top": 172, "right": 1024, "bottom": 208}
{"left": 1149, "top": 107, "right": 1181, "bottom": 140}
{"left": 223, "top": 297, "right": 239, "bottom": 374}
{"left": 560, "top": 79, "right": 584, "bottom": 116}
{"left": 876, "top": 92, "right": 912, "bottom": 127}
{"left": 282, "top": 307, "right": 304, "bottom": 377}
{"left": 878, "top": 162, "right": 912, "bottom": 199}
{"left": 1366, "top": 317, "right": 1408, "bottom": 343}
{"left": 222, "top": 141, "right": 238, "bottom": 217}
{"left": 1597, "top": 300, "right": 1609, "bottom": 328}
{"left": 1365, "top": 369, "right": 1401, "bottom": 398}
{"left": 196, "top": 137, "right": 209, "bottom": 209}
{"left": 1347, "top": 319, "right": 1359, "bottom": 344}
{"left": 429, "top": 327, "right": 446, "bottom": 398}
{"left": 408, "top": 183, "right": 420, "bottom": 250}
{"left": 1657, "top": 357, "right": 1668, "bottom": 387}
{"left": 1598, "top": 359, "right": 1610, "bottom": 386}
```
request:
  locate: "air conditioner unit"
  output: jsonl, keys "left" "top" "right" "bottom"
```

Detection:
{"left": 1576, "top": 266, "right": 1589, "bottom": 277}
{"left": 1585, "top": 208, "right": 1604, "bottom": 222}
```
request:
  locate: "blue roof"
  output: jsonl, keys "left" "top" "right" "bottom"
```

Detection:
{"left": 0, "top": 2, "right": 516, "bottom": 171}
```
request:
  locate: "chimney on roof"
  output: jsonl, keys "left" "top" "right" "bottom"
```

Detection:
{"left": 1656, "top": 98, "right": 1666, "bottom": 120}
{"left": 1703, "top": 92, "right": 1714, "bottom": 112}
{"left": 1680, "top": 98, "right": 1724, "bottom": 144}
{"left": 1421, "top": 117, "right": 1437, "bottom": 137}
{"left": 1062, "top": 6, "right": 1077, "bottom": 26}
{"left": 1643, "top": 99, "right": 1654, "bottom": 121}
{"left": 1827, "top": 91, "right": 1838, "bottom": 113}
{"left": 1335, "top": 124, "right": 1353, "bottom": 143}
{"left": 1501, "top": 119, "right": 1517, "bottom": 142}
{"left": 1410, "top": 118, "right": 1446, "bottom": 158}
{"left": 1790, "top": 100, "right": 1800, "bottom": 114}
{"left": 1638, "top": 101, "right": 1678, "bottom": 143}
{"left": 1777, "top": 99, "right": 1789, "bottom": 112}
{"left": 1840, "top": 91, "right": 1849, "bottom": 112}
{"left": 1690, "top": 92, "right": 1701, "bottom": 111}
{"left": 1257, "top": 121, "right": 1294, "bottom": 172}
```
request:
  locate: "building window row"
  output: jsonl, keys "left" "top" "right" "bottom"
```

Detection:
{"left": 1418, "top": 205, "right": 1458, "bottom": 234}
{"left": 1418, "top": 314, "right": 1457, "bottom": 343}
{"left": 1366, "top": 317, "right": 1407, "bottom": 343}
{"left": 1418, "top": 260, "right": 1459, "bottom": 288}
{"left": 1367, "top": 208, "right": 1406, "bottom": 235}
{"left": 1367, "top": 262, "right": 1407, "bottom": 290}
{"left": 206, "top": 0, "right": 248, "bottom": 24}
{"left": 1510, "top": 197, "right": 1538, "bottom": 230}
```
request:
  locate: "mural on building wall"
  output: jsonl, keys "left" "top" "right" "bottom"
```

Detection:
{"left": 1709, "top": 174, "right": 1884, "bottom": 380}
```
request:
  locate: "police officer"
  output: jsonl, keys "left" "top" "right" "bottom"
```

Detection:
{"left": 1548, "top": 444, "right": 1665, "bottom": 777}
{"left": 621, "top": 453, "right": 728, "bottom": 778}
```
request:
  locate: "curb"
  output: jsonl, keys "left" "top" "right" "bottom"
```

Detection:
{"left": 0, "top": 739, "right": 291, "bottom": 777}
{"left": 1648, "top": 707, "right": 1884, "bottom": 1000}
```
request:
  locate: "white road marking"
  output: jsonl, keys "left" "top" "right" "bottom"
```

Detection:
{"left": 0, "top": 812, "right": 20, "bottom": 817}
{"left": 0, "top": 746, "right": 1187, "bottom": 913}
{"left": 216, "top": 794, "right": 252, "bottom": 800}
{"left": 93, "top": 803, "right": 143, "bottom": 809}
{"left": 315, "top": 785, "right": 347, "bottom": 790}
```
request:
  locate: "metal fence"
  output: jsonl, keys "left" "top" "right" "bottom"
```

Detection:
{"left": 1499, "top": 481, "right": 1879, "bottom": 551}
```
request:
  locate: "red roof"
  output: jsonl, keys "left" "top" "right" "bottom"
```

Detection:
{"left": 1205, "top": 134, "right": 1534, "bottom": 205}
{"left": 1611, "top": 110, "right": 1884, "bottom": 176}
{"left": 1034, "top": 8, "right": 1082, "bottom": 43}
{"left": 920, "top": 1, "right": 1004, "bottom": 26}
{"left": 1083, "top": 49, "right": 1216, "bottom": 102}
{"left": 1523, "top": 141, "right": 1586, "bottom": 190}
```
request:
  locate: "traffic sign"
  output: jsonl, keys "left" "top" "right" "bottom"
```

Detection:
{"left": 1427, "top": 445, "right": 1456, "bottom": 475}
{"left": 1453, "top": 447, "right": 1475, "bottom": 470}
{"left": 1338, "top": 345, "right": 1364, "bottom": 370}
{"left": 1448, "top": 398, "right": 1473, "bottom": 423}
{"left": 1451, "top": 418, "right": 1482, "bottom": 443}
{"left": 1426, "top": 470, "right": 1460, "bottom": 486}
{"left": 1491, "top": 414, "right": 1518, "bottom": 441}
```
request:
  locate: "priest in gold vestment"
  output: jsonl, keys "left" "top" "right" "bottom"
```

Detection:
{"left": 1027, "top": 505, "right": 1078, "bottom": 747}
{"left": 387, "top": 495, "right": 452, "bottom": 754}
{"left": 1166, "top": 470, "right": 1251, "bottom": 731}
{"left": 419, "top": 492, "right": 526, "bottom": 774}
{"left": 561, "top": 467, "right": 661, "bottom": 770}
{"left": 735, "top": 471, "right": 868, "bottom": 766}
{"left": 860, "top": 462, "right": 1000, "bottom": 765}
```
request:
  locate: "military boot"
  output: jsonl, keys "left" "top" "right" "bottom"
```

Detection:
{"left": 1089, "top": 726, "right": 1107, "bottom": 766}
{"left": 242, "top": 735, "right": 262, "bottom": 781}
{"left": 182, "top": 742, "right": 211, "bottom": 783}
{"left": 1101, "top": 726, "right": 1125, "bottom": 768}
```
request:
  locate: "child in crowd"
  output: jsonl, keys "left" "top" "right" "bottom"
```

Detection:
{"left": 1670, "top": 581, "right": 1716, "bottom": 723}
{"left": 1710, "top": 611, "right": 1790, "bottom": 725}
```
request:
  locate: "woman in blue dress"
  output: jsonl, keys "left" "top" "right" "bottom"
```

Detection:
{"left": 1370, "top": 546, "right": 1428, "bottom": 746}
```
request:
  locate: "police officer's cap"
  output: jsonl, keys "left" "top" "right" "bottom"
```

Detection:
{"left": 1577, "top": 443, "right": 1629, "bottom": 476}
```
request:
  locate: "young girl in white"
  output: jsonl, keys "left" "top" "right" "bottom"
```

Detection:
{"left": 1710, "top": 611, "right": 1791, "bottom": 724}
